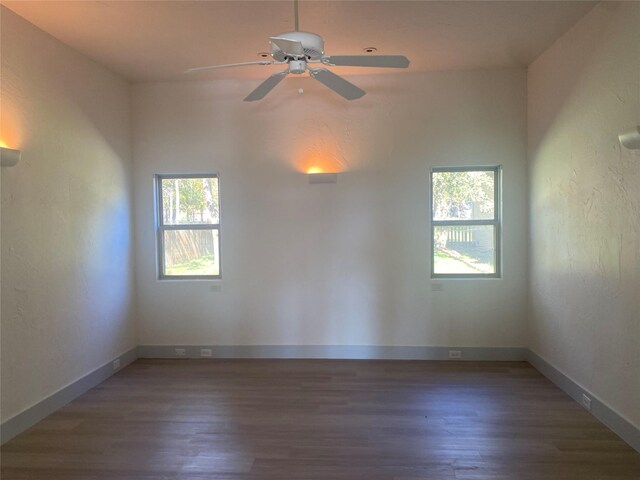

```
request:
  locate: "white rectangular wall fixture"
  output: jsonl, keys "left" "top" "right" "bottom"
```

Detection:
{"left": 308, "top": 173, "right": 338, "bottom": 184}
{"left": 619, "top": 126, "right": 640, "bottom": 150}
{"left": 0, "top": 147, "right": 21, "bottom": 167}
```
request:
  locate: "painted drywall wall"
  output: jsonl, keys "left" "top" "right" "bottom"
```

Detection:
{"left": 528, "top": 2, "right": 640, "bottom": 428}
{"left": 133, "top": 68, "right": 528, "bottom": 348}
{"left": 0, "top": 7, "right": 136, "bottom": 422}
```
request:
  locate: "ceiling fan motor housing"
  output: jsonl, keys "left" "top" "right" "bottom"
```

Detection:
{"left": 271, "top": 31, "right": 324, "bottom": 61}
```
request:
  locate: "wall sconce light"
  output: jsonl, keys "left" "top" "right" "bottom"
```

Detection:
{"left": 619, "top": 126, "right": 640, "bottom": 150}
{"left": 0, "top": 147, "right": 21, "bottom": 167}
{"left": 308, "top": 172, "right": 338, "bottom": 184}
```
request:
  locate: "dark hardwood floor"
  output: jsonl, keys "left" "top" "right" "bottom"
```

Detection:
{"left": 2, "top": 359, "right": 639, "bottom": 479}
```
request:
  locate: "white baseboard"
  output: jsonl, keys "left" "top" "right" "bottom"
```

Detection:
{"left": 0, "top": 347, "right": 138, "bottom": 444}
{"left": 137, "top": 344, "right": 528, "bottom": 361}
{"left": 526, "top": 349, "right": 640, "bottom": 453}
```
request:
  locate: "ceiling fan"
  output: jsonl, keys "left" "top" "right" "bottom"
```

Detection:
{"left": 185, "top": 1, "right": 410, "bottom": 101}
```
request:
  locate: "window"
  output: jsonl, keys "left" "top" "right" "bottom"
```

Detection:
{"left": 155, "top": 174, "right": 221, "bottom": 279}
{"left": 430, "top": 166, "right": 500, "bottom": 278}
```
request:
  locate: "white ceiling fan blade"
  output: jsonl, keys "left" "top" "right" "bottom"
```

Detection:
{"left": 323, "top": 55, "right": 410, "bottom": 68}
{"left": 309, "top": 68, "right": 365, "bottom": 100}
{"left": 185, "top": 61, "right": 274, "bottom": 74}
{"left": 244, "top": 70, "right": 289, "bottom": 102}
{"left": 270, "top": 37, "right": 305, "bottom": 57}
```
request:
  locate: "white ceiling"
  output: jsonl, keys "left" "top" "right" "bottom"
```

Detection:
{"left": 2, "top": 1, "right": 596, "bottom": 82}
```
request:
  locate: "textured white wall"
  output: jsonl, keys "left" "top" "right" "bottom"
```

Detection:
{"left": 528, "top": 2, "right": 640, "bottom": 428}
{"left": 0, "top": 8, "right": 136, "bottom": 421}
{"left": 133, "top": 69, "right": 528, "bottom": 348}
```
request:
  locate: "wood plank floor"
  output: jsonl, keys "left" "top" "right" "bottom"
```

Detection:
{"left": 2, "top": 359, "right": 639, "bottom": 479}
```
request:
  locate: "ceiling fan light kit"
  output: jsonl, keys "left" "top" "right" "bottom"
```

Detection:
{"left": 185, "top": 2, "right": 410, "bottom": 102}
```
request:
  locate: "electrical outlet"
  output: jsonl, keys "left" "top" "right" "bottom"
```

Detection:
{"left": 200, "top": 348, "right": 212, "bottom": 357}
{"left": 449, "top": 350, "right": 462, "bottom": 359}
{"left": 582, "top": 393, "right": 592, "bottom": 411}
{"left": 174, "top": 348, "right": 186, "bottom": 357}
{"left": 112, "top": 358, "right": 120, "bottom": 370}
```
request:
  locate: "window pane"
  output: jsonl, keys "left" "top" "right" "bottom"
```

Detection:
{"left": 161, "top": 177, "right": 219, "bottom": 225}
{"left": 434, "top": 225, "right": 496, "bottom": 274}
{"left": 163, "top": 229, "right": 220, "bottom": 276}
{"left": 432, "top": 171, "right": 495, "bottom": 220}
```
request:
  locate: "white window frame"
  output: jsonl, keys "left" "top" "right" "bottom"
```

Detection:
{"left": 430, "top": 166, "right": 501, "bottom": 279}
{"left": 155, "top": 173, "right": 221, "bottom": 280}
